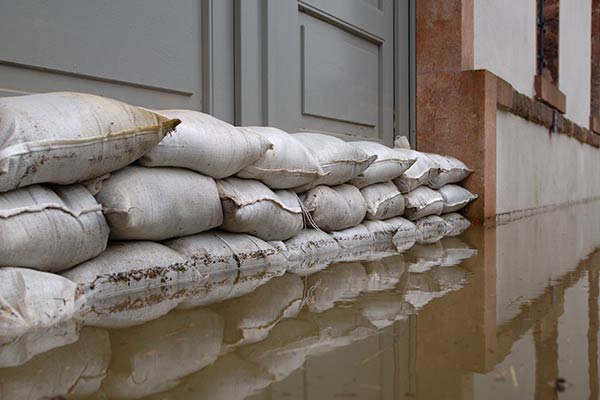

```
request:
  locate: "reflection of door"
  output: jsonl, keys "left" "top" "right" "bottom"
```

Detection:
{"left": 235, "top": 0, "right": 411, "bottom": 146}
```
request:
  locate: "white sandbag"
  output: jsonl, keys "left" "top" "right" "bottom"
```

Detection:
{"left": 0, "top": 184, "right": 109, "bottom": 272}
{"left": 393, "top": 149, "right": 440, "bottom": 193}
{"left": 363, "top": 255, "right": 407, "bottom": 292}
{"left": 438, "top": 184, "right": 478, "bottom": 213}
{"left": 301, "top": 184, "right": 367, "bottom": 231}
{"left": 0, "top": 268, "right": 83, "bottom": 338}
{"left": 218, "top": 178, "right": 303, "bottom": 241}
{"left": 237, "top": 126, "right": 325, "bottom": 188}
{"left": 63, "top": 241, "right": 205, "bottom": 300}
{"left": 305, "top": 262, "right": 367, "bottom": 313}
{"left": 95, "top": 166, "right": 222, "bottom": 240}
{"left": 139, "top": 109, "right": 272, "bottom": 179}
{"left": 360, "top": 181, "right": 405, "bottom": 220}
{"left": 403, "top": 186, "right": 444, "bottom": 221}
{"left": 415, "top": 215, "right": 448, "bottom": 244}
{"left": 211, "top": 274, "right": 305, "bottom": 349}
{"left": 292, "top": 133, "right": 376, "bottom": 191}
{"left": 348, "top": 141, "right": 416, "bottom": 188}
{"left": 426, "top": 153, "right": 473, "bottom": 189}
{"left": 0, "top": 327, "right": 110, "bottom": 400}
{"left": 441, "top": 213, "right": 471, "bottom": 236}
{"left": 276, "top": 229, "right": 341, "bottom": 276}
{"left": 102, "top": 308, "right": 224, "bottom": 400}
{"left": 0, "top": 92, "right": 178, "bottom": 193}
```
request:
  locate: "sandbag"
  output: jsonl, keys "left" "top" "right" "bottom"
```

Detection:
{"left": 441, "top": 213, "right": 471, "bottom": 237}
{"left": 139, "top": 109, "right": 272, "bottom": 178}
{"left": 301, "top": 184, "right": 367, "bottom": 231}
{"left": 360, "top": 181, "right": 405, "bottom": 220}
{"left": 0, "top": 268, "right": 83, "bottom": 338}
{"left": 0, "top": 184, "right": 109, "bottom": 272}
{"left": 438, "top": 184, "right": 478, "bottom": 213}
{"left": 102, "top": 308, "right": 224, "bottom": 400}
{"left": 348, "top": 141, "right": 416, "bottom": 188}
{"left": 218, "top": 178, "right": 303, "bottom": 241}
{"left": 0, "top": 92, "right": 178, "bottom": 193}
{"left": 426, "top": 153, "right": 473, "bottom": 189}
{"left": 415, "top": 215, "right": 448, "bottom": 244}
{"left": 305, "top": 262, "right": 367, "bottom": 313}
{"left": 393, "top": 149, "right": 440, "bottom": 193}
{"left": 403, "top": 186, "right": 444, "bottom": 221}
{"left": 292, "top": 133, "right": 376, "bottom": 191}
{"left": 237, "top": 126, "right": 325, "bottom": 188}
{"left": 62, "top": 241, "right": 205, "bottom": 300}
{"left": 95, "top": 166, "right": 222, "bottom": 240}
{"left": 392, "top": 218, "right": 421, "bottom": 252}
{"left": 276, "top": 229, "right": 341, "bottom": 276}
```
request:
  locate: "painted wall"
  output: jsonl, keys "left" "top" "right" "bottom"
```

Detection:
{"left": 496, "top": 110, "right": 600, "bottom": 216}
{"left": 560, "top": 0, "right": 592, "bottom": 128}
{"left": 474, "top": 0, "right": 537, "bottom": 97}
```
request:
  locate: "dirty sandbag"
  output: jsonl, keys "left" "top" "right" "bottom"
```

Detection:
{"left": 211, "top": 274, "right": 305, "bottom": 349}
{"left": 440, "top": 237, "right": 478, "bottom": 267}
{"left": 415, "top": 215, "right": 448, "bottom": 244}
{"left": 426, "top": 153, "right": 473, "bottom": 189}
{"left": 0, "top": 92, "right": 179, "bottom": 193}
{"left": 292, "top": 133, "right": 376, "bottom": 191}
{"left": 405, "top": 241, "right": 445, "bottom": 273}
{"left": 393, "top": 149, "right": 440, "bottom": 194}
{"left": 95, "top": 166, "right": 222, "bottom": 241}
{"left": 301, "top": 184, "right": 367, "bottom": 231}
{"left": 363, "top": 255, "right": 407, "bottom": 292}
{"left": 391, "top": 218, "right": 421, "bottom": 252}
{"left": 0, "top": 320, "right": 80, "bottom": 369}
{"left": 403, "top": 186, "right": 444, "bottom": 221}
{"left": 139, "top": 109, "right": 272, "bottom": 179}
{"left": 101, "top": 308, "right": 224, "bottom": 400}
{"left": 305, "top": 262, "right": 368, "bottom": 313}
{"left": 348, "top": 141, "right": 416, "bottom": 188}
{"left": 0, "top": 184, "right": 109, "bottom": 272}
{"left": 237, "top": 126, "right": 326, "bottom": 189}
{"left": 438, "top": 184, "right": 478, "bottom": 213}
{"left": 218, "top": 178, "right": 303, "bottom": 241}
{"left": 275, "top": 229, "right": 341, "bottom": 276}
{"left": 0, "top": 268, "right": 84, "bottom": 338}
{"left": 62, "top": 241, "right": 205, "bottom": 300}
{"left": 360, "top": 181, "right": 405, "bottom": 220}
{"left": 441, "top": 213, "right": 471, "bottom": 237}
{"left": 0, "top": 327, "right": 110, "bottom": 400}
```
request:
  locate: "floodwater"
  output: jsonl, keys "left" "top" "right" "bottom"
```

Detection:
{"left": 3, "top": 202, "right": 600, "bottom": 399}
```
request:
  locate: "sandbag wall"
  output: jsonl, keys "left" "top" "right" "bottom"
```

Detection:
{"left": 0, "top": 91, "right": 477, "bottom": 337}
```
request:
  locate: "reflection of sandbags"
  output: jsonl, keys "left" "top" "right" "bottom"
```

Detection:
{"left": 292, "top": 133, "right": 376, "bottom": 190}
{"left": 0, "top": 268, "right": 83, "bottom": 337}
{"left": 305, "top": 263, "right": 367, "bottom": 313}
{"left": 430, "top": 266, "right": 469, "bottom": 291}
{"left": 426, "top": 154, "right": 473, "bottom": 189}
{"left": 102, "top": 308, "right": 224, "bottom": 400}
{"left": 302, "top": 184, "right": 367, "bottom": 231}
{"left": 403, "top": 186, "right": 444, "bottom": 221}
{"left": 276, "top": 229, "right": 341, "bottom": 276}
{"left": 440, "top": 213, "right": 471, "bottom": 237}
{"left": 403, "top": 272, "right": 441, "bottom": 310}
{"left": 0, "top": 92, "right": 178, "bottom": 192}
{"left": 237, "top": 126, "right": 325, "bottom": 189}
{"left": 360, "top": 181, "right": 406, "bottom": 220}
{"left": 0, "top": 320, "right": 80, "bottom": 368}
{"left": 355, "top": 292, "right": 413, "bottom": 329}
{"left": 440, "top": 237, "right": 478, "bottom": 267}
{"left": 145, "top": 353, "right": 272, "bottom": 400}
{"left": 211, "top": 274, "right": 305, "bottom": 349}
{"left": 393, "top": 149, "right": 440, "bottom": 193}
{"left": 0, "top": 184, "right": 109, "bottom": 272}
{"left": 63, "top": 242, "right": 201, "bottom": 300}
{"left": 217, "top": 178, "right": 303, "bottom": 240}
{"left": 438, "top": 184, "right": 478, "bottom": 213}
{"left": 139, "top": 109, "right": 271, "bottom": 179}
{"left": 415, "top": 215, "right": 448, "bottom": 244}
{"left": 0, "top": 327, "right": 110, "bottom": 400}
{"left": 363, "top": 255, "right": 406, "bottom": 292}
{"left": 348, "top": 141, "right": 416, "bottom": 188}
{"left": 95, "top": 166, "right": 222, "bottom": 240}
{"left": 405, "top": 242, "right": 445, "bottom": 273}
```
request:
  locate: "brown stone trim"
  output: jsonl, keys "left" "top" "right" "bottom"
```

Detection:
{"left": 591, "top": 116, "right": 600, "bottom": 134}
{"left": 498, "top": 79, "right": 600, "bottom": 148}
{"left": 534, "top": 74, "right": 566, "bottom": 113}
{"left": 591, "top": 0, "right": 600, "bottom": 118}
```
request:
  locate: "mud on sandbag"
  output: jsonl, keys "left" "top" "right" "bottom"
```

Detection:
{"left": 95, "top": 166, "right": 223, "bottom": 241}
{"left": 403, "top": 186, "right": 444, "bottom": 221}
{"left": 0, "top": 92, "right": 179, "bottom": 193}
{"left": 393, "top": 149, "right": 440, "bottom": 194}
{"left": 0, "top": 184, "right": 109, "bottom": 272}
{"left": 441, "top": 213, "right": 471, "bottom": 237}
{"left": 360, "top": 181, "right": 406, "bottom": 220}
{"left": 301, "top": 184, "right": 367, "bottom": 232}
{"left": 274, "top": 229, "right": 341, "bottom": 276}
{"left": 414, "top": 215, "right": 448, "bottom": 244}
{"left": 348, "top": 141, "right": 416, "bottom": 188}
{"left": 426, "top": 153, "right": 473, "bottom": 189}
{"left": 217, "top": 178, "right": 303, "bottom": 241}
{"left": 237, "top": 126, "right": 326, "bottom": 189}
{"left": 139, "top": 109, "right": 272, "bottom": 179}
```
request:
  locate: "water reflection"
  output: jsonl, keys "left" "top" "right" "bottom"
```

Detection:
{"left": 3, "top": 201, "right": 600, "bottom": 399}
